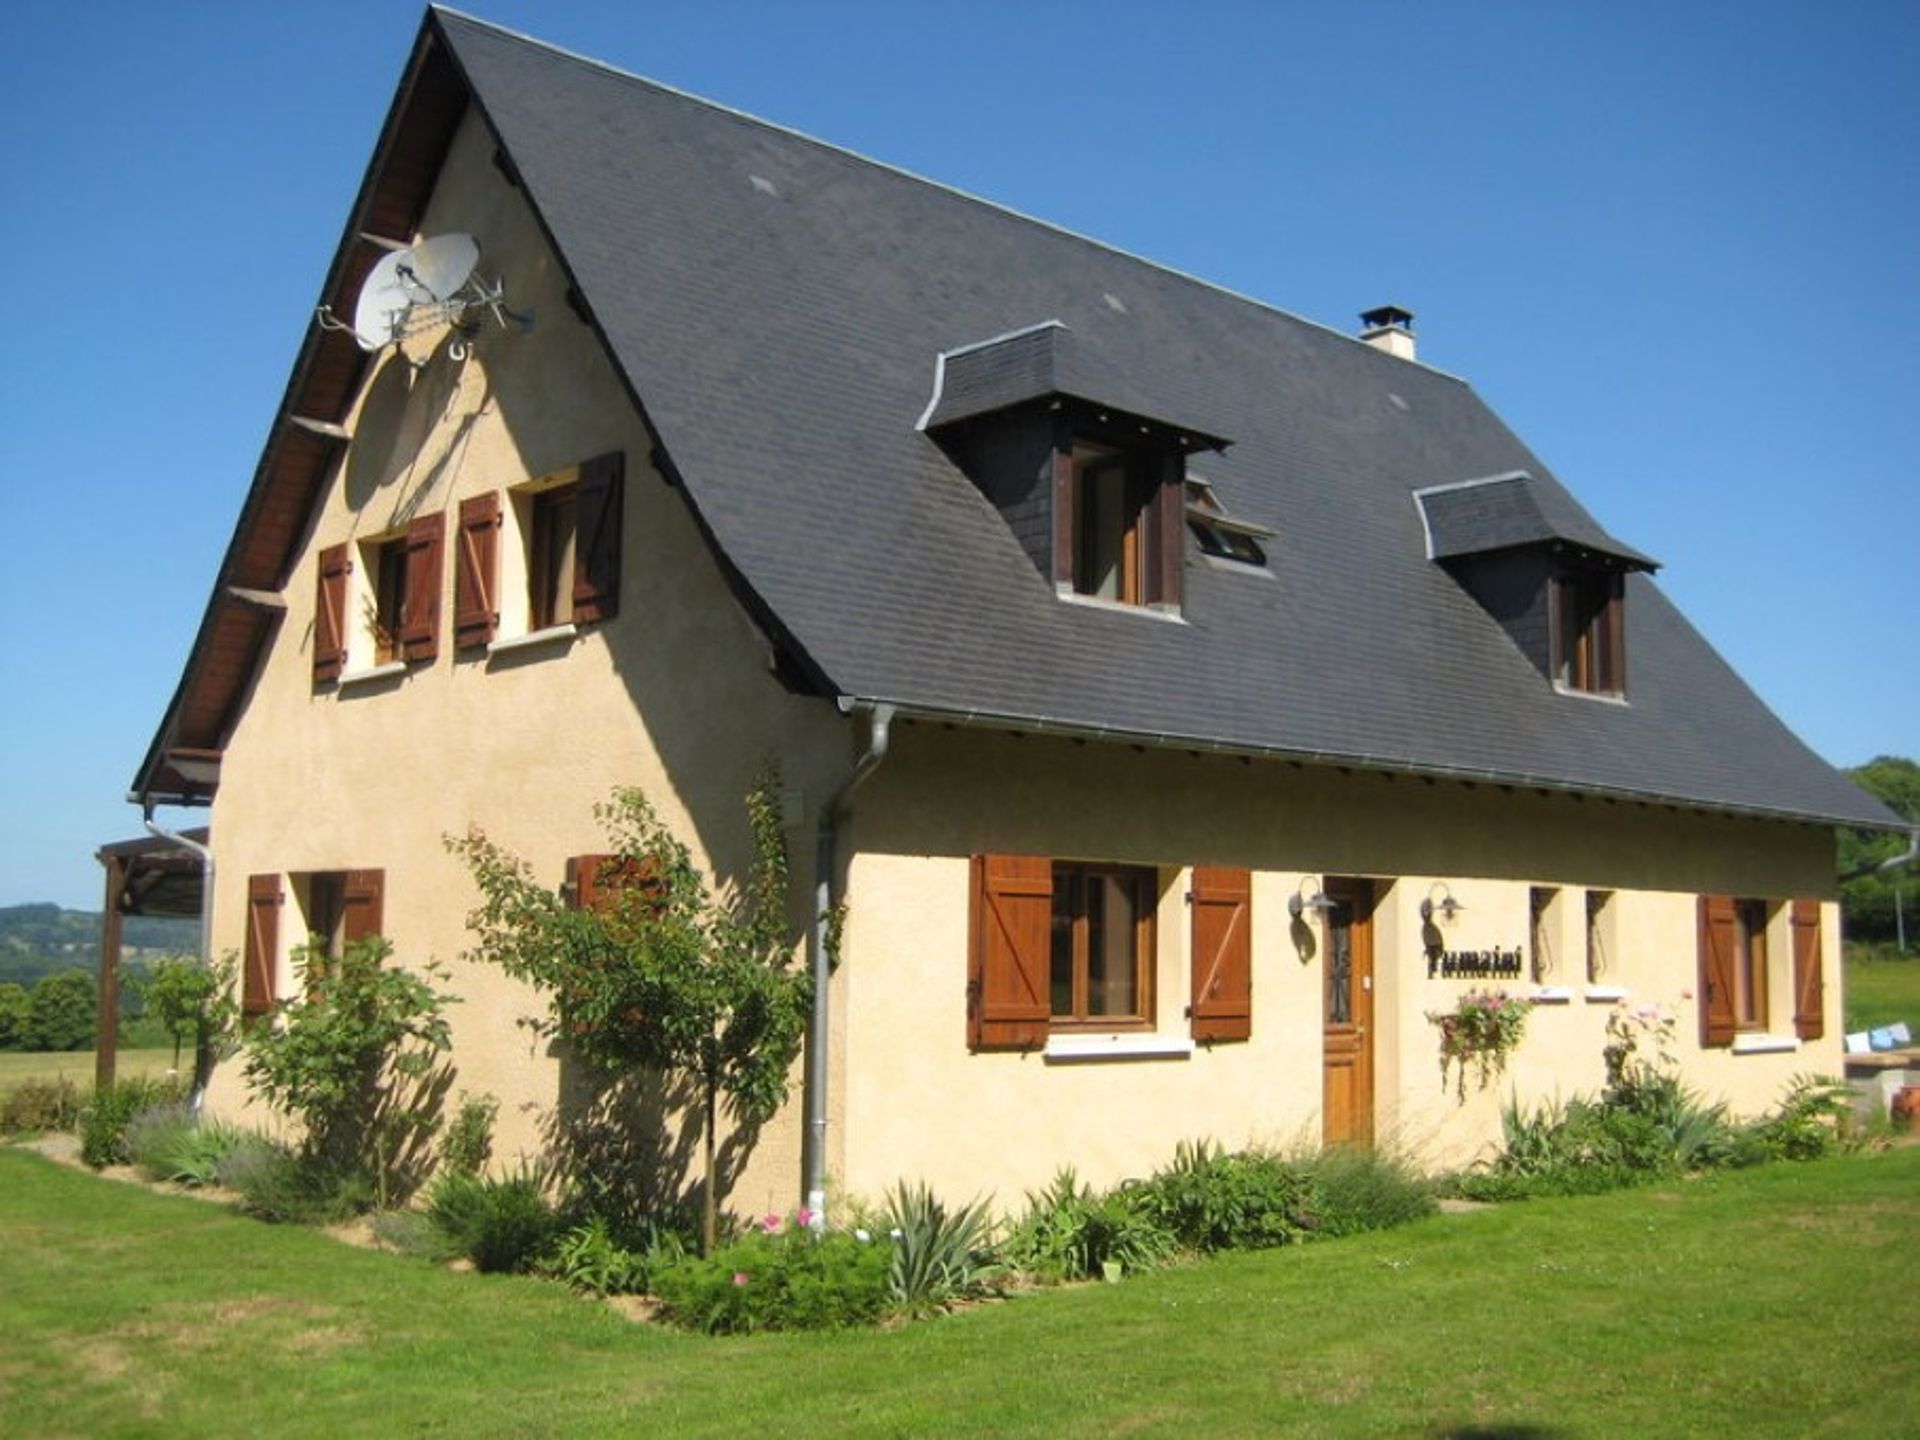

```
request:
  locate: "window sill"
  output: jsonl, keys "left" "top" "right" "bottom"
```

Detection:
{"left": 486, "top": 623, "right": 578, "bottom": 658}
{"left": 1044, "top": 1033, "right": 1195, "bottom": 1063}
{"left": 1550, "top": 682, "right": 1629, "bottom": 707}
{"left": 338, "top": 660, "right": 408, "bottom": 689}
{"left": 1529, "top": 986, "right": 1575, "bottom": 1004}
{"left": 1584, "top": 986, "right": 1629, "bottom": 1004}
{"left": 1731, "top": 1033, "right": 1800, "bottom": 1055}
{"left": 1053, "top": 587, "right": 1188, "bottom": 625}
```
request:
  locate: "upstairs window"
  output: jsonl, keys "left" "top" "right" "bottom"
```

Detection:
{"left": 1071, "top": 442, "right": 1155, "bottom": 604}
{"left": 459, "top": 451, "right": 625, "bottom": 650}
{"left": 529, "top": 483, "right": 579, "bottom": 631}
{"left": 1185, "top": 478, "right": 1270, "bottom": 569}
{"left": 1551, "top": 567, "right": 1624, "bottom": 695}
{"left": 371, "top": 536, "right": 409, "bottom": 664}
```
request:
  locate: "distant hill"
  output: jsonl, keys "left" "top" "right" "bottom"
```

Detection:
{"left": 0, "top": 904, "right": 198, "bottom": 986}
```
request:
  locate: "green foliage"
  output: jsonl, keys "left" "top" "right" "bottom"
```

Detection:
{"left": 1004, "top": 1168, "right": 1176, "bottom": 1283}
{"left": 1132, "top": 1141, "right": 1313, "bottom": 1254}
{"left": 449, "top": 769, "right": 811, "bottom": 1251}
{"left": 219, "top": 1137, "right": 373, "bottom": 1224}
{"left": 124, "top": 1104, "right": 251, "bottom": 1186}
{"left": 0, "top": 982, "right": 28, "bottom": 1049}
{"left": 1731, "top": 1074, "right": 1857, "bottom": 1164}
{"left": 541, "top": 1215, "right": 666, "bottom": 1295}
{"left": 0, "top": 1075, "right": 82, "bottom": 1134}
{"left": 1840, "top": 756, "right": 1920, "bottom": 944}
{"left": 1428, "top": 989, "right": 1530, "bottom": 1101}
{"left": 241, "top": 936, "right": 454, "bottom": 1199}
{"left": 77, "top": 1075, "right": 185, "bottom": 1168}
{"left": 879, "top": 1181, "right": 1001, "bottom": 1316}
{"left": 25, "top": 969, "right": 96, "bottom": 1052}
{"left": 1844, "top": 941, "right": 1920, "bottom": 1031}
{"left": 438, "top": 1091, "right": 498, "bottom": 1178}
{"left": 426, "top": 1165, "right": 559, "bottom": 1273}
{"left": 653, "top": 1215, "right": 891, "bottom": 1333}
{"left": 139, "top": 954, "right": 238, "bottom": 1088}
{"left": 1293, "top": 1145, "right": 1436, "bottom": 1237}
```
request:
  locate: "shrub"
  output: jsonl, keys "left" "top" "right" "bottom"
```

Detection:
{"left": 221, "top": 1138, "right": 372, "bottom": 1224}
{"left": 543, "top": 1216, "right": 653, "bottom": 1295}
{"left": 0, "top": 1076, "right": 83, "bottom": 1134}
{"left": 126, "top": 1104, "right": 252, "bottom": 1186}
{"left": 426, "top": 1165, "right": 558, "bottom": 1273}
{"left": 1004, "top": 1169, "right": 1175, "bottom": 1283}
{"left": 653, "top": 1215, "right": 890, "bottom": 1333}
{"left": 78, "top": 1076, "right": 185, "bottom": 1168}
{"left": 1134, "top": 1142, "right": 1313, "bottom": 1254}
{"left": 1732, "top": 1074, "right": 1857, "bottom": 1164}
{"left": 439, "top": 1091, "right": 498, "bottom": 1178}
{"left": 1296, "top": 1145, "right": 1435, "bottom": 1237}
{"left": 880, "top": 1181, "right": 1001, "bottom": 1316}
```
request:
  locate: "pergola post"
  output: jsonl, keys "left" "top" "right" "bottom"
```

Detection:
{"left": 96, "top": 853, "right": 127, "bottom": 1091}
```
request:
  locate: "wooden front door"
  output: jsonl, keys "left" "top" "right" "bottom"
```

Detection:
{"left": 1322, "top": 877, "right": 1375, "bottom": 1146}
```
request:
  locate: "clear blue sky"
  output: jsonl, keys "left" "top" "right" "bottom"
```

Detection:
{"left": 1, "top": 1, "right": 1914, "bottom": 910}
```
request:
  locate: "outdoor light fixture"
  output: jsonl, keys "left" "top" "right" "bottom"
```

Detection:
{"left": 1288, "top": 876, "right": 1338, "bottom": 920}
{"left": 1419, "top": 882, "right": 1464, "bottom": 924}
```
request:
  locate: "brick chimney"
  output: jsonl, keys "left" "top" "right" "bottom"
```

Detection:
{"left": 1359, "top": 304, "right": 1416, "bottom": 361}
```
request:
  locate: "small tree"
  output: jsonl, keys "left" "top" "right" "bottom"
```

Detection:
{"left": 0, "top": 982, "right": 28, "bottom": 1050}
{"left": 242, "top": 937, "right": 455, "bottom": 1202}
{"left": 450, "top": 771, "right": 811, "bottom": 1252}
{"left": 142, "top": 953, "right": 240, "bottom": 1108}
{"left": 26, "top": 970, "right": 96, "bottom": 1052}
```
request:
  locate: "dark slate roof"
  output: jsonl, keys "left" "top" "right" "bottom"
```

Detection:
{"left": 920, "top": 321, "right": 1231, "bottom": 450}
{"left": 405, "top": 13, "right": 1895, "bottom": 830}
{"left": 1415, "top": 473, "right": 1658, "bottom": 570}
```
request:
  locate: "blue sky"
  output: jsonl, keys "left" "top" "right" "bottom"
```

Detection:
{"left": 1, "top": 1, "right": 1914, "bottom": 910}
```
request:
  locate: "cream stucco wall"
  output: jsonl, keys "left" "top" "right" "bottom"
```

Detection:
{"left": 204, "top": 107, "right": 850, "bottom": 1219}
{"left": 835, "top": 724, "right": 1841, "bottom": 1205}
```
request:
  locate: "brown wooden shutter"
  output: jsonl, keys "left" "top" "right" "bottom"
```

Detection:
{"left": 341, "top": 869, "right": 385, "bottom": 946}
{"left": 568, "top": 854, "right": 664, "bottom": 916}
{"left": 1151, "top": 451, "right": 1183, "bottom": 609}
{"left": 244, "top": 874, "right": 282, "bottom": 1015}
{"left": 573, "top": 452, "right": 624, "bottom": 624}
{"left": 1697, "top": 894, "right": 1738, "bottom": 1048}
{"left": 400, "top": 512, "right": 444, "bottom": 663}
{"left": 454, "top": 492, "right": 501, "bottom": 648}
{"left": 1189, "top": 866, "right": 1251, "bottom": 1042}
{"left": 567, "top": 854, "right": 614, "bottom": 912}
{"left": 968, "top": 854, "right": 1052, "bottom": 1051}
{"left": 1604, "top": 572, "right": 1626, "bottom": 694}
{"left": 1790, "top": 898, "right": 1824, "bottom": 1040}
{"left": 313, "top": 544, "right": 350, "bottom": 683}
{"left": 1051, "top": 443, "right": 1075, "bottom": 586}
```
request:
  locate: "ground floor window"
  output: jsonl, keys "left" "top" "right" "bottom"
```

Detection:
{"left": 1049, "top": 863, "right": 1155, "bottom": 1028}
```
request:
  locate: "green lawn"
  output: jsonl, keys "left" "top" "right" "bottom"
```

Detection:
{"left": 0, "top": 1048, "right": 178, "bottom": 1089}
{"left": 3, "top": 1145, "right": 1917, "bottom": 1439}
{"left": 1844, "top": 944, "right": 1920, "bottom": 1033}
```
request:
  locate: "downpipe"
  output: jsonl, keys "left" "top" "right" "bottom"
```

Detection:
{"left": 805, "top": 703, "right": 894, "bottom": 1224}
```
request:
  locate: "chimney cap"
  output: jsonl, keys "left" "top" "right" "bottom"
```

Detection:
{"left": 1359, "top": 304, "right": 1415, "bottom": 334}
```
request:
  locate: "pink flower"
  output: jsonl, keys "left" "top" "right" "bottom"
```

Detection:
{"left": 732, "top": 1272, "right": 749, "bottom": 1287}
{"left": 761, "top": 1212, "right": 782, "bottom": 1234}
{"left": 795, "top": 1207, "right": 814, "bottom": 1229}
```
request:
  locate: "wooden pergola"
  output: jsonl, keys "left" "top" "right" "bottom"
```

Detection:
{"left": 94, "top": 829, "right": 208, "bottom": 1088}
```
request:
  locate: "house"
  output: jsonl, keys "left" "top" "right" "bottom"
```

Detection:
{"left": 132, "top": 8, "right": 1902, "bottom": 1219}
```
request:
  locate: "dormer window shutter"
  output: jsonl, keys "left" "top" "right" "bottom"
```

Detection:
{"left": 1790, "top": 899, "right": 1824, "bottom": 1040}
{"left": 401, "top": 513, "right": 444, "bottom": 663}
{"left": 455, "top": 492, "right": 501, "bottom": 648}
{"left": 968, "top": 854, "right": 1052, "bottom": 1050}
{"left": 314, "top": 544, "right": 350, "bottom": 683}
{"left": 573, "top": 452, "right": 624, "bottom": 624}
{"left": 1189, "top": 866, "right": 1251, "bottom": 1042}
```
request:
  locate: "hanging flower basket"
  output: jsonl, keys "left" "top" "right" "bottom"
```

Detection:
{"left": 1428, "top": 990, "right": 1530, "bottom": 1103}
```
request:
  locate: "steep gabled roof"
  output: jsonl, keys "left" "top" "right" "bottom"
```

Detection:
{"left": 134, "top": 7, "right": 1898, "bottom": 833}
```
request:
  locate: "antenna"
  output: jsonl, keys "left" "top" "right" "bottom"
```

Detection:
{"left": 317, "top": 233, "right": 531, "bottom": 361}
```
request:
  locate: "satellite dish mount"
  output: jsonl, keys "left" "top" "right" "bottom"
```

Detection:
{"left": 317, "top": 233, "right": 530, "bottom": 362}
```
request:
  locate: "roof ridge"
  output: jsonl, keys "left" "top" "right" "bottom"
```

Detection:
{"left": 430, "top": 5, "right": 1470, "bottom": 385}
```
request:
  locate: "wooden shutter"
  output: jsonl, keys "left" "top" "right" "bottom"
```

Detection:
{"left": 1189, "top": 866, "right": 1251, "bottom": 1042}
{"left": 573, "top": 452, "right": 624, "bottom": 624}
{"left": 1603, "top": 572, "right": 1626, "bottom": 694}
{"left": 568, "top": 854, "right": 664, "bottom": 915}
{"left": 313, "top": 543, "right": 350, "bottom": 683}
{"left": 1150, "top": 452, "right": 1183, "bottom": 609}
{"left": 341, "top": 869, "right": 385, "bottom": 946}
{"left": 454, "top": 492, "right": 501, "bottom": 648}
{"left": 1790, "top": 898, "right": 1824, "bottom": 1040}
{"left": 244, "top": 874, "right": 282, "bottom": 1015}
{"left": 968, "top": 854, "right": 1052, "bottom": 1051}
{"left": 1697, "top": 894, "right": 1738, "bottom": 1048}
{"left": 400, "top": 512, "right": 444, "bottom": 663}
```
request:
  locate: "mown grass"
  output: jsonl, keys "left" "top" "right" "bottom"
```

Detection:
{"left": 0, "top": 1049, "right": 177, "bottom": 1088}
{"left": 1844, "top": 942, "right": 1920, "bottom": 1033}
{"left": 3, "top": 1144, "right": 1916, "bottom": 1438}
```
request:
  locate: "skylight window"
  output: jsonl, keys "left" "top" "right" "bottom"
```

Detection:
{"left": 1185, "top": 478, "right": 1272, "bottom": 569}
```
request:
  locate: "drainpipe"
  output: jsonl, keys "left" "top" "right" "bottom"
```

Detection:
{"left": 805, "top": 702, "right": 894, "bottom": 1224}
{"left": 142, "top": 807, "right": 216, "bottom": 1113}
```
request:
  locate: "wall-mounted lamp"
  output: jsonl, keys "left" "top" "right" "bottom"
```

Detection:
{"left": 1419, "top": 882, "right": 1465, "bottom": 924}
{"left": 1288, "top": 876, "right": 1339, "bottom": 921}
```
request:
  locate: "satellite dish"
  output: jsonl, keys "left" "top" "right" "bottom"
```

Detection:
{"left": 321, "top": 231, "right": 530, "bottom": 360}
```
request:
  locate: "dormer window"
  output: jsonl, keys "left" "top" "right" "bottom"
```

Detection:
{"left": 1551, "top": 566, "right": 1625, "bottom": 695}
{"left": 1072, "top": 441, "right": 1152, "bottom": 602}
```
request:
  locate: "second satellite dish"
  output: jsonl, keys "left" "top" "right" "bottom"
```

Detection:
{"left": 323, "top": 231, "right": 528, "bottom": 358}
